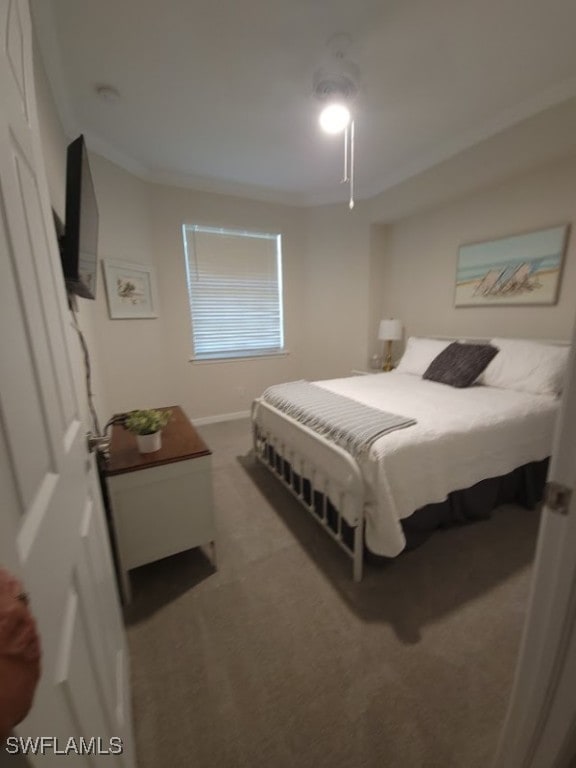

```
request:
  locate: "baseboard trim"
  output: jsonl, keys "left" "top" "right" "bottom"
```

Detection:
{"left": 193, "top": 410, "right": 251, "bottom": 426}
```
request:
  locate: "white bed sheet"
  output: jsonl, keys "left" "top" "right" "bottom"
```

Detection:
{"left": 258, "top": 372, "right": 560, "bottom": 557}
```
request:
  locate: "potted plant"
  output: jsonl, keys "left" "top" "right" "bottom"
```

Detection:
{"left": 124, "top": 409, "right": 171, "bottom": 454}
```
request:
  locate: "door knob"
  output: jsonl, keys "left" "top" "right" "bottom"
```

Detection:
{"left": 86, "top": 432, "right": 110, "bottom": 457}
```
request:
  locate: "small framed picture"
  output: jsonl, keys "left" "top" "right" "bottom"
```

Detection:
{"left": 103, "top": 260, "right": 159, "bottom": 319}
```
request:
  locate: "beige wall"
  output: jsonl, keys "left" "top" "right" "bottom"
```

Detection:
{"left": 377, "top": 157, "right": 576, "bottom": 346}
{"left": 97, "top": 183, "right": 379, "bottom": 420}
{"left": 87, "top": 155, "right": 163, "bottom": 419}
{"left": 368, "top": 224, "right": 390, "bottom": 365}
{"left": 301, "top": 204, "right": 375, "bottom": 379}
{"left": 94, "top": 177, "right": 381, "bottom": 420}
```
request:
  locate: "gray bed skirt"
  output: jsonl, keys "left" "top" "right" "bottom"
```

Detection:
{"left": 398, "top": 457, "right": 549, "bottom": 552}
{"left": 264, "top": 444, "right": 549, "bottom": 558}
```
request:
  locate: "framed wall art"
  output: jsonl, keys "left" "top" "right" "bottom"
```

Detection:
{"left": 103, "top": 259, "right": 159, "bottom": 319}
{"left": 454, "top": 224, "right": 569, "bottom": 307}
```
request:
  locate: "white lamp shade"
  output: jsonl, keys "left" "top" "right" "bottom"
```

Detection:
{"left": 378, "top": 318, "right": 402, "bottom": 341}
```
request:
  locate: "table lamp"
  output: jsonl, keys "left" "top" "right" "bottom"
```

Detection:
{"left": 378, "top": 318, "right": 402, "bottom": 371}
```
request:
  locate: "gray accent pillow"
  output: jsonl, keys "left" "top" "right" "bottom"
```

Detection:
{"left": 423, "top": 342, "right": 499, "bottom": 388}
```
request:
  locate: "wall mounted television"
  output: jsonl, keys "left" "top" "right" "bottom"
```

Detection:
{"left": 59, "top": 134, "right": 99, "bottom": 300}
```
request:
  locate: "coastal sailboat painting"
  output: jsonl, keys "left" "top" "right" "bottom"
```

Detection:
{"left": 455, "top": 225, "right": 569, "bottom": 306}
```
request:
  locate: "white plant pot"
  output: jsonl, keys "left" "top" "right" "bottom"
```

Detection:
{"left": 136, "top": 431, "right": 162, "bottom": 454}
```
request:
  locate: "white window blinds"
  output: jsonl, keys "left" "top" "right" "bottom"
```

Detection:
{"left": 183, "top": 225, "right": 284, "bottom": 360}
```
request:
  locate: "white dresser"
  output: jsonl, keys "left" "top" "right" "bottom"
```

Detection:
{"left": 102, "top": 406, "right": 215, "bottom": 602}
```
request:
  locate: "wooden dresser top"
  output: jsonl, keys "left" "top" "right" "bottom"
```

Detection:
{"left": 103, "top": 406, "right": 211, "bottom": 476}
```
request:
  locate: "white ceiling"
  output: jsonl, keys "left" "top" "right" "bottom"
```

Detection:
{"left": 32, "top": 0, "right": 576, "bottom": 207}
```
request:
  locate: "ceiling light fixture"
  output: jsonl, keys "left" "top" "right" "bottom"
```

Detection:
{"left": 319, "top": 102, "right": 351, "bottom": 135}
{"left": 313, "top": 35, "right": 359, "bottom": 210}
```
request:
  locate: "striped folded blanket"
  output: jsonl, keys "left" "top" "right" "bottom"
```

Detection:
{"left": 261, "top": 380, "right": 416, "bottom": 459}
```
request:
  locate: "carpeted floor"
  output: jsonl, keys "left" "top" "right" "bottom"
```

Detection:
{"left": 125, "top": 418, "right": 540, "bottom": 768}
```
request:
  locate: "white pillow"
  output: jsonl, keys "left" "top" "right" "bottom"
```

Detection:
{"left": 395, "top": 337, "right": 451, "bottom": 376}
{"left": 481, "top": 338, "right": 570, "bottom": 396}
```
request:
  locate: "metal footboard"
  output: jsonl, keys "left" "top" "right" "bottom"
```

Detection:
{"left": 251, "top": 400, "right": 366, "bottom": 581}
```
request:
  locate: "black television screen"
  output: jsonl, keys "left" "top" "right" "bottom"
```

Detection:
{"left": 61, "top": 135, "right": 99, "bottom": 299}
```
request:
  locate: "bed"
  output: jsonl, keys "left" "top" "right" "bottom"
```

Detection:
{"left": 251, "top": 337, "right": 569, "bottom": 581}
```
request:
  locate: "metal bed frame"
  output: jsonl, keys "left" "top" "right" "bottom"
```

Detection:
{"left": 252, "top": 399, "right": 367, "bottom": 581}
{"left": 252, "top": 338, "right": 570, "bottom": 583}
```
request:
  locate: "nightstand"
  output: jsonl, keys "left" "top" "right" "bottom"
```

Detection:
{"left": 101, "top": 406, "right": 216, "bottom": 602}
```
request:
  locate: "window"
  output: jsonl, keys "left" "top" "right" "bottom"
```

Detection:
{"left": 183, "top": 224, "right": 284, "bottom": 361}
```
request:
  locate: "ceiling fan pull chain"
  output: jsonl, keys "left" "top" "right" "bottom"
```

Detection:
{"left": 342, "top": 125, "right": 349, "bottom": 183}
{"left": 349, "top": 120, "right": 355, "bottom": 209}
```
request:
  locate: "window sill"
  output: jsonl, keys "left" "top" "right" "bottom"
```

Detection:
{"left": 189, "top": 351, "right": 290, "bottom": 364}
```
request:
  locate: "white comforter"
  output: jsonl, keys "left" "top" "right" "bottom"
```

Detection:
{"left": 269, "top": 372, "right": 559, "bottom": 557}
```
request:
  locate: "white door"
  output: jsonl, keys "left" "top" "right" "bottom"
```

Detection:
{"left": 0, "top": 1, "right": 134, "bottom": 765}
{"left": 494, "top": 322, "right": 576, "bottom": 767}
